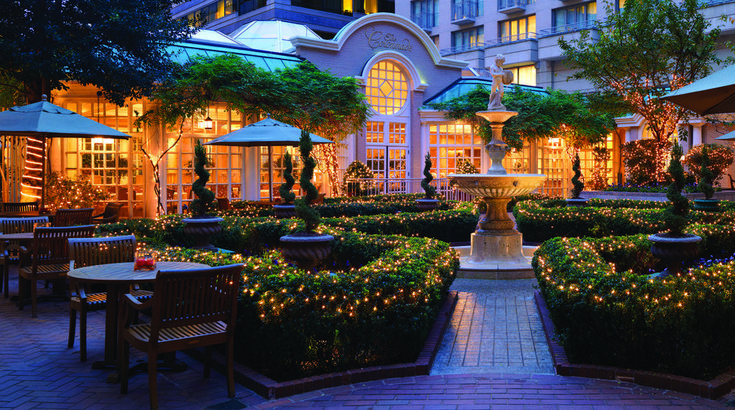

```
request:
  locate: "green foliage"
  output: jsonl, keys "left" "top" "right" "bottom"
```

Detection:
{"left": 189, "top": 140, "right": 216, "bottom": 217}
{"left": 696, "top": 145, "right": 716, "bottom": 200}
{"left": 342, "top": 160, "right": 375, "bottom": 196}
{"left": 622, "top": 139, "right": 668, "bottom": 187}
{"left": 682, "top": 143, "right": 734, "bottom": 187}
{"left": 421, "top": 152, "right": 437, "bottom": 199}
{"left": 295, "top": 130, "right": 321, "bottom": 232}
{"left": 534, "top": 231, "right": 735, "bottom": 380}
{"left": 588, "top": 147, "right": 611, "bottom": 190}
{"left": 428, "top": 87, "right": 615, "bottom": 150}
{"left": 278, "top": 152, "right": 296, "bottom": 204}
{"left": 0, "top": 0, "right": 195, "bottom": 106}
{"left": 559, "top": 0, "right": 722, "bottom": 178}
{"left": 44, "top": 172, "right": 110, "bottom": 211}
{"left": 571, "top": 153, "right": 584, "bottom": 198}
{"left": 455, "top": 158, "right": 478, "bottom": 174}
{"left": 663, "top": 144, "right": 689, "bottom": 235}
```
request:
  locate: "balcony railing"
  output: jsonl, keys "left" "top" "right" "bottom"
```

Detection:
{"left": 538, "top": 20, "right": 597, "bottom": 37}
{"left": 498, "top": 0, "right": 528, "bottom": 13}
{"left": 439, "top": 42, "right": 485, "bottom": 56}
{"left": 496, "top": 32, "right": 537, "bottom": 44}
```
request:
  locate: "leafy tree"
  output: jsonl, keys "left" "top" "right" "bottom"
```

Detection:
{"left": 682, "top": 143, "right": 734, "bottom": 184}
{"left": 0, "top": 0, "right": 194, "bottom": 107}
{"left": 429, "top": 86, "right": 614, "bottom": 150}
{"left": 0, "top": 0, "right": 195, "bottom": 211}
{"left": 559, "top": 0, "right": 722, "bottom": 182}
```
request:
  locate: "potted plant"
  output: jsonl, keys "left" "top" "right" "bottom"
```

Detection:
{"left": 648, "top": 143, "right": 701, "bottom": 278}
{"left": 182, "top": 139, "right": 223, "bottom": 251}
{"left": 566, "top": 152, "right": 588, "bottom": 207}
{"left": 279, "top": 130, "right": 334, "bottom": 270}
{"left": 416, "top": 152, "right": 439, "bottom": 211}
{"left": 273, "top": 151, "right": 297, "bottom": 218}
{"left": 691, "top": 144, "right": 719, "bottom": 212}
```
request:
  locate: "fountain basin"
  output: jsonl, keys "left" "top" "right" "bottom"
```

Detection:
{"left": 448, "top": 174, "right": 547, "bottom": 198}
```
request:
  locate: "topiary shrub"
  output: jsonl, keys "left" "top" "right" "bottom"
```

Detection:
{"left": 697, "top": 144, "right": 716, "bottom": 200}
{"left": 421, "top": 152, "right": 437, "bottom": 199}
{"left": 295, "top": 129, "right": 320, "bottom": 232}
{"left": 571, "top": 152, "right": 584, "bottom": 199}
{"left": 662, "top": 143, "right": 689, "bottom": 235}
{"left": 189, "top": 139, "right": 216, "bottom": 217}
{"left": 278, "top": 152, "right": 296, "bottom": 204}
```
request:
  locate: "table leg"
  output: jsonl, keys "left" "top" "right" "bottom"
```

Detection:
{"left": 91, "top": 284, "right": 123, "bottom": 372}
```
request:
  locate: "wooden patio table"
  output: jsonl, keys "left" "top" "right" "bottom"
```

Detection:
{"left": 66, "top": 261, "right": 209, "bottom": 381}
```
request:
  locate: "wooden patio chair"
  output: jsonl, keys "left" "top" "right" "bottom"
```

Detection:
{"left": 0, "top": 216, "right": 49, "bottom": 298}
{"left": 67, "top": 235, "right": 152, "bottom": 362}
{"left": 119, "top": 264, "right": 243, "bottom": 410}
{"left": 90, "top": 203, "right": 123, "bottom": 224}
{"left": 2, "top": 202, "right": 39, "bottom": 213}
{"left": 53, "top": 208, "right": 94, "bottom": 227}
{"left": 18, "top": 225, "right": 95, "bottom": 317}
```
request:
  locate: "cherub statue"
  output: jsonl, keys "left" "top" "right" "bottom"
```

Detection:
{"left": 487, "top": 54, "right": 509, "bottom": 110}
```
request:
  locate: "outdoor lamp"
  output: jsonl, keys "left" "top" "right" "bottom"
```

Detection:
{"left": 203, "top": 115, "right": 213, "bottom": 130}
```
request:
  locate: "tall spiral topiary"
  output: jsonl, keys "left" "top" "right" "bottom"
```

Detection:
{"left": 663, "top": 143, "right": 689, "bottom": 235}
{"left": 189, "top": 139, "right": 216, "bottom": 217}
{"left": 697, "top": 145, "right": 716, "bottom": 200}
{"left": 296, "top": 129, "right": 320, "bottom": 232}
{"left": 571, "top": 152, "right": 584, "bottom": 199}
{"left": 279, "top": 152, "right": 296, "bottom": 205}
{"left": 421, "top": 152, "right": 437, "bottom": 199}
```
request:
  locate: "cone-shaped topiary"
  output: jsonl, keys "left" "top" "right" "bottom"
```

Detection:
{"left": 189, "top": 139, "right": 216, "bottom": 217}
{"left": 279, "top": 152, "right": 296, "bottom": 205}
{"left": 697, "top": 145, "right": 716, "bottom": 200}
{"left": 295, "top": 129, "right": 320, "bottom": 232}
{"left": 662, "top": 143, "right": 689, "bottom": 235}
{"left": 571, "top": 152, "right": 584, "bottom": 199}
{"left": 421, "top": 152, "right": 437, "bottom": 199}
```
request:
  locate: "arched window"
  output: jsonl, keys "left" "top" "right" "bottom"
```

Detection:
{"left": 365, "top": 60, "right": 409, "bottom": 115}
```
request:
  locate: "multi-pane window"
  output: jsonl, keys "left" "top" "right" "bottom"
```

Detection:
{"left": 451, "top": 27, "right": 484, "bottom": 51}
{"left": 499, "top": 15, "right": 536, "bottom": 43}
{"left": 366, "top": 61, "right": 409, "bottom": 115}
{"left": 553, "top": 2, "right": 596, "bottom": 34}
{"left": 507, "top": 65, "right": 536, "bottom": 86}
{"left": 260, "top": 146, "right": 302, "bottom": 200}
{"left": 451, "top": 0, "right": 482, "bottom": 21}
{"left": 498, "top": 0, "right": 536, "bottom": 10}
{"left": 429, "top": 123, "right": 483, "bottom": 179}
{"left": 184, "top": 0, "right": 238, "bottom": 26}
{"left": 411, "top": 0, "right": 439, "bottom": 29}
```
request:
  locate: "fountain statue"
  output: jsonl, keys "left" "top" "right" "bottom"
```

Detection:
{"left": 449, "top": 55, "right": 546, "bottom": 279}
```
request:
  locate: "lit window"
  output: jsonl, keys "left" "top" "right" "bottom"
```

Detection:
{"left": 366, "top": 61, "right": 409, "bottom": 115}
{"left": 553, "top": 2, "right": 596, "bottom": 34}
{"left": 451, "top": 27, "right": 484, "bottom": 51}
{"left": 499, "top": 15, "right": 536, "bottom": 43}
{"left": 507, "top": 65, "right": 536, "bottom": 86}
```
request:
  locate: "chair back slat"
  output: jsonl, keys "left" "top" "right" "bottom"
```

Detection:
{"left": 2, "top": 202, "right": 39, "bottom": 213}
{"left": 53, "top": 208, "right": 94, "bottom": 227}
{"left": 148, "top": 264, "right": 242, "bottom": 342}
{"left": 0, "top": 216, "right": 49, "bottom": 234}
{"left": 68, "top": 235, "right": 136, "bottom": 269}
{"left": 32, "top": 225, "right": 96, "bottom": 266}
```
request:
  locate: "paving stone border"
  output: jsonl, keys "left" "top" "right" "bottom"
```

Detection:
{"left": 189, "top": 290, "right": 459, "bottom": 399}
{"left": 534, "top": 290, "right": 735, "bottom": 399}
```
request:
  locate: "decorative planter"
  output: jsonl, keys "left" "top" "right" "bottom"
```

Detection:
{"left": 691, "top": 199, "right": 719, "bottom": 212}
{"left": 648, "top": 233, "right": 702, "bottom": 278}
{"left": 279, "top": 232, "right": 334, "bottom": 270}
{"left": 565, "top": 198, "right": 588, "bottom": 207}
{"left": 182, "top": 216, "right": 223, "bottom": 251}
{"left": 273, "top": 204, "right": 296, "bottom": 219}
{"left": 415, "top": 198, "right": 439, "bottom": 211}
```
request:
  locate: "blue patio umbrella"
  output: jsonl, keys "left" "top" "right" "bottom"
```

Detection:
{"left": 204, "top": 116, "right": 332, "bottom": 201}
{"left": 0, "top": 95, "right": 130, "bottom": 209}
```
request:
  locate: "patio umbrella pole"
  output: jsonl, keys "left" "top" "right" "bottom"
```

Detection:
{"left": 40, "top": 135, "right": 46, "bottom": 211}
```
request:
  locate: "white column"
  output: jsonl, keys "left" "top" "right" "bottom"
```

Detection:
{"left": 624, "top": 127, "right": 633, "bottom": 143}
{"left": 692, "top": 124, "right": 703, "bottom": 147}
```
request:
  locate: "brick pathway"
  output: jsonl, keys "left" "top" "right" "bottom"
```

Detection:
{"left": 1, "top": 267, "right": 731, "bottom": 409}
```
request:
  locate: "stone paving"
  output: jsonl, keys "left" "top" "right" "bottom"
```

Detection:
{"left": 1, "top": 266, "right": 732, "bottom": 409}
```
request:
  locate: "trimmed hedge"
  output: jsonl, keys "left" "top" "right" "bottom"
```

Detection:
{"left": 514, "top": 198, "right": 735, "bottom": 242}
{"left": 533, "top": 224, "right": 735, "bottom": 380}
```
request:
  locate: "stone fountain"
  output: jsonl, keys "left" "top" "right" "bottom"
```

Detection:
{"left": 448, "top": 54, "right": 545, "bottom": 279}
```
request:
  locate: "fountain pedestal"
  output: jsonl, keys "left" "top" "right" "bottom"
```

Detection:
{"left": 449, "top": 110, "right": 546, "bottom": 279}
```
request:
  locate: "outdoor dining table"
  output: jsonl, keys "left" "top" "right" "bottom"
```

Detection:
{"left": 66, "top": 261, "right": 209, "bottom": 381}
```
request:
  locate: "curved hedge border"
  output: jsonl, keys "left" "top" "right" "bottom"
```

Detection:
{"left": 533, "top": 224, "right": 735, "bottom": 380}
{"left": 515, "top": 198, "right": 735, "bottom": 242}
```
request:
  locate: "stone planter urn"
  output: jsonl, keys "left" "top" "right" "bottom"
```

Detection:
{"left": 182, "top": 216, "right": 223, "bottom": 251}
{"left": 273, "top": 204, "right": 297, "bottom": 218}
{"left": 565, "top": 198, "right": 588, "bottom": 207}
{"left": 648, "top": 233, "right": 702, "bottom": 278}
{"left": 415, "top": 198, "right": 439, "bottom": 211}
{"left": 279, "top": 232, "right": 334, "bottom": 270}
{"left": 691, "top": 199, "right": 719, "bottom": 212}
